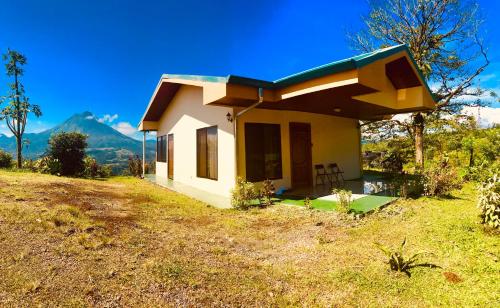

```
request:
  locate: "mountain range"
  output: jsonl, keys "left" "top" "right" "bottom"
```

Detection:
{"left": 0, "top": 112, "right": 155, "bottom": 172}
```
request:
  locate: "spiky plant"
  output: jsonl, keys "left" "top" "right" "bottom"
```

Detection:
{"left": 375, "top": 237, "right": 434, "bottom": 275}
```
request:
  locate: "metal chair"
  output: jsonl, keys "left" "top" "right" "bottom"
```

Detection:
{"left": 328, "top": 163, "right": 345, "bottom": 186}
{"left": 314, "top": 164, "right": 331, "bottom": 186}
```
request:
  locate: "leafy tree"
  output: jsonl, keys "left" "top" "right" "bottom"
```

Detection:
{"left": 48, "top": 132, "right": 88, "bottom": 176}
{"left": 350, "top": 0, "right": 491, "bottom": 169}
{"left": 0, "top": 49, "right": 42, "bottom": 168}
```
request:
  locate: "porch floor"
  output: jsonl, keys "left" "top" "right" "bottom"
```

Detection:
{"left": 278, "top": 171, "right": 397, "bottom": 213}
{"left": 144, "top": 174, "right": 231, "bottom": 209}
{"left": 281, "top": 170, "right": 395, "bottom": 199}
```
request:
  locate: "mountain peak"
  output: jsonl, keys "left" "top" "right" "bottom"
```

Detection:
{"left": 80, "top": 111, "right": 94, "bottom": 118}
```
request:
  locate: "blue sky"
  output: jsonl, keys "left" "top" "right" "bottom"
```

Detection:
{"left": 0, "top": 0, "right": 499, "bottom": 139}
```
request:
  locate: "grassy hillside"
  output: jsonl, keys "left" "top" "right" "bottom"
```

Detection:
{"left": 0, "top": 170, "right": 498, "bottom": 306}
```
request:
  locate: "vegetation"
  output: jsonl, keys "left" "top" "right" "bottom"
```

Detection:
{"left": 82, "top": 156, "right": 112, "bottom": 179}
{"left": 423, "top": 156, "right": 462, "bottom": 197}
{"left": 331, "top": 188, "right": 352, "bottom": 213}
{"left": 364, "top": 122, "right": 499, "bottom": 200}
{"left": 351, "top": 0, "right": 491, "bottom": 168}
{"left": 0, "top": 49, "right": 42, "bottom": 168}
{"left": 47, "top": 132, "right": 88, "bottom": 176}
{"left": 375, "top": 237, "right": 435, "bottom": 277}
{"left": 24, "top": 156, "right": 61, "bottom": 175}
{"left": 477, "top": 174, "right": 500, "bottom": 229}
{"left": 259, "top": 179, "right": 275, "bottom": 207}
{"left": 0, "top": 169, "right": 498, "bottom": 306}
{"left": 0, "top": 149, "right": 13, "bottom": 168}
{"left": 230, "top": 177, "right": 258, "bottom": 210}
{"left": 127, "top": 155, "right": 143, "bottom": 177}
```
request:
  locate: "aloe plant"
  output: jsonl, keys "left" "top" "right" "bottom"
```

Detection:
{"left": 375, "top": 237, "right": 435, "bottom": 276}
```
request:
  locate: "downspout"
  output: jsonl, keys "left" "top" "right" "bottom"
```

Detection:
{"left": 233, "top": 87, "right": 264, "bottom": 183}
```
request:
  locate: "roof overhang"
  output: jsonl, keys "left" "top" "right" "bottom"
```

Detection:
{"left": 139, "top": 45, "right": 435, "bottom": 130}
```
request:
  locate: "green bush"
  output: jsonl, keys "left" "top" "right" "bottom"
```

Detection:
{"left": 391, "top": 173, "right": 424, "bottom": 199}
{"left": 259, "top": 179, "right": 275, "bottom": 207}
{"left": 464, "top": 160, "right": 500, "bottom": 182}
{"left": 48, "top": 132, "right": 88, "bottom": 176}
{"left": 31, "top": 156, "right": 62, "bottom": 175}
{"left": 231, "top": 177, "right": 258, "bottom": 210}
{"left": 128, "top": 155, "right": 143, "bottom": 177}
{"left": 381, "top": 152, "right": 406, "bottom": 173}
{"left": 424, "top": 157, "right": 462, "bottom": 197}
{"left": 332, "top": 188, "right": 352, "bottom": 213}
{"left": 82, "top": 156, "right": 112, "bottom": 178}
{"left": 477, "top": 174, "right": 500, "bottom": 229}
{"left": 0, "top": 150, "right": 13, "bottom": 168}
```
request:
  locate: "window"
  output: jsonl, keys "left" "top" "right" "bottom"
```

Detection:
{"left": 197, "top": 126, "right": 218, "bottom": 180}
{"left": 156, "top": 135, "right": 167, "bottom": 162}
{"left": 244, "top": 123, "right": 282, "bottom": 182}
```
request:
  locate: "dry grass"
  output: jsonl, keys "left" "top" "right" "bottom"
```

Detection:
{"left": 0, "top": 170, "right": 498, "bottom": 307}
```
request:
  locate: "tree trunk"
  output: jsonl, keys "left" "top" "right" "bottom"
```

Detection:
{"left": 469, "top": 148, "right": 474, "bottom": 167}
{"left": 16, "top": 135, "right": 22, "bottom": 168}
{"left": 413, "top": 113, "right": 425, "bottom": 171}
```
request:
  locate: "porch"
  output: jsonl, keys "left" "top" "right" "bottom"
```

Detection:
{"left": 278, "top": 170, "right": 397, "bottom": 213}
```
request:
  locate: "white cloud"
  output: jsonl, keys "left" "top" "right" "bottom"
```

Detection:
{"left": 98, "top": 114, "right": 119, "bottom": 123}
{"left": 85, "top": 115, "right": 94, "bottom": 120}
{"left": 462, "top": 106, "right": 500, "bottom": 128}
{"left": 459, "top": 88, "right": 499, "bottom": 104}
{"left": 391, "top": 113, "right": 412, "bottom": 122}
{"left": 112, "top": 121, "right": 138, "bottom": 138}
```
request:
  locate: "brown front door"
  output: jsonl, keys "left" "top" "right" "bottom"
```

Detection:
{"left": 167, "top": 134, "right": 174, "bottom": 180}
{"left": 289, "top": 123, "right": 312, "bottom": 188}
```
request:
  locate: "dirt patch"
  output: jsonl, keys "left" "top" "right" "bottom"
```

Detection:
{"left": 443, "top": 271, "right": 463, "bottom": 283}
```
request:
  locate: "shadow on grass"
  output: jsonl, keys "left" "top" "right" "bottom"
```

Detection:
{"left": 403, "top": 263, "right": 441, "bottom": 278}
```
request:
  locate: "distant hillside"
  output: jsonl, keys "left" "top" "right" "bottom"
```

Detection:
{"left": 0, "top": 112, "right": 155, "bottom": 172}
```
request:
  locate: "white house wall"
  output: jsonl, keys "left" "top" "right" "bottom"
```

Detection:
{"left": 156, "top": 85, "right": 236, "bottom": 197}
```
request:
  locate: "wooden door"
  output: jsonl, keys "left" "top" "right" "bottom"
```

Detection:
{"left": 289, "top": 123, "right": 312, "bottom": 188}
{"left": 167, "top": 134, "right": 174, "bottom": 180}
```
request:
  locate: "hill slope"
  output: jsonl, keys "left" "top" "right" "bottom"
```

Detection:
{"left": 0, "top": 112, "right": 155, "bottom": 171}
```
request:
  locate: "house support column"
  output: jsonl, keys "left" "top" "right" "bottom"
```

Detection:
{"left": 142, "top": 131, "right": 146, "bottom": 178}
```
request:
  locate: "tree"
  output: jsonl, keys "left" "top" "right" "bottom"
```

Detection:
{"left": 349, "top": 0, "right": 490, "bottom": 169}
{"left": 0, "top": 49, "right": 42, "bottom": 168}
{"left": 48, "top": 132, "right": 88, "bottom": 176}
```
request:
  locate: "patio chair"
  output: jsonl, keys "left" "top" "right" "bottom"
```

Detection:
{"left": 328, "top": 163, "right": 345, "bottom": 186}
{"left": 314, "top": 164, "right": 331, "bottom": 186}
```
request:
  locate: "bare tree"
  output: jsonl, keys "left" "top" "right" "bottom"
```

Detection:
{"left": 349, "top": 0, "right": 491, "bottom": 169}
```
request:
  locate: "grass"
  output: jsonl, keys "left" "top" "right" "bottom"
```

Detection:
{"left": 281, "top": 195, "right": 395, "bottom": 213}
{"left": 0, "top": 169, "right": 498, "bottom": 306}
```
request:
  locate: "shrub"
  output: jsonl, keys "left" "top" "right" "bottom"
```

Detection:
{"left": 128, "top": 155, "right": 143, "bottom": 177}
{"left": 375, "top": 237, "right": 436, "bottom": 276}
{"left": 381, "top": 152, "right": 405, "bottom": 173}
{"left": 391, "top": 172, "right": 424, "bottom": 199}
{"left": 332, "top": 188, "right": 352, "bottom": 213}
{"left": 464, "top": 160, "right": 500, "bottom": 182}
{"left": 259, "top": 179, "right": 275, "bottom": 207}
{"left": 0, "top": 150, "right": 13, "bottom": 168}
{"left": 424, "top": 159, "right": 462, "bottom": 197}
{"left": 48, "top": 132, "right": 88, "bottom": 176}
{"left": 32, "top": 156, "right": 62, "bottom": 175}
{"left": 304, "top": 197, "right": 312, "bottom": 210}
{"left": 231, "top": 177, "right": 258, "bottom": 210}
{"left": 477, "top": 174, "right": 500, "bottom": 229}
{"left": 82, "top": 156, "right": 112, "bottom": 178}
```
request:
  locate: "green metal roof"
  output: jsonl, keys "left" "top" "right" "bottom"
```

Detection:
{"left": 161, "top": 44, "right": 432, "bottom": 93}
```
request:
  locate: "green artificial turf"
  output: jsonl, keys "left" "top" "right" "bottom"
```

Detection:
{"left": 280, "top": 195, "right": 395, "bottom": 213}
